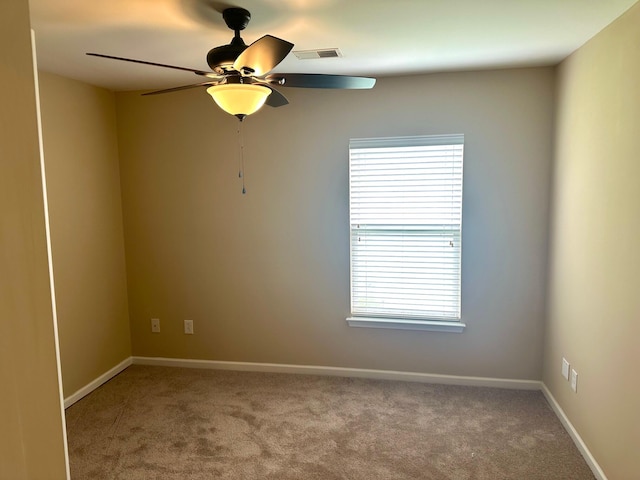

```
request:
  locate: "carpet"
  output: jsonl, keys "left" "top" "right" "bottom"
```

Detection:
{"left": 65, "top": 365, "right": 595, "bottom": 479}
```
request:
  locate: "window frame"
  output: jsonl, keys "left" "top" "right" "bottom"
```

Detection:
{"left": 347, "top": 134, "right": 466, "bottom": 333}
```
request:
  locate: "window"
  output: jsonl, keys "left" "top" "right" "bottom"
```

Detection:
{"left": 348, "top": 135, "right": 465, "bottom": 332}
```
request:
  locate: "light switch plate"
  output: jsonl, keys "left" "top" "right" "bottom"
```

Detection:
{"left": 570, "top": 369, "right": 578, "bottom": 392}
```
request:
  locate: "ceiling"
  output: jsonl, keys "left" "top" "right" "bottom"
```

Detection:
{"left": 29, "top": 0, "right": 638, "bottom": 92}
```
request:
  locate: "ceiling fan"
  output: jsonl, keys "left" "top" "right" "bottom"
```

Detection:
{"left": 87, "top": 7, "right": 376, "bottom": 121}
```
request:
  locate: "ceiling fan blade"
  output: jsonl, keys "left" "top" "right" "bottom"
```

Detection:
{"left": 86, "top": 53, "right": 219, "bottom": 78}
{"left": 265, "top": 73, "right": 376, "bottom": 89}
{"left": 141, "top": 81, "right": 219, "bottom": 96}
{"left": 263, "top": 87, "right": 289, "bottom": 108}
{"left": 232, "top": 35, "right": 294, "bottom": 76}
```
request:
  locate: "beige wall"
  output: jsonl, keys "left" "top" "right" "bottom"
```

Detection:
{"left": 38, "top": 72, "right": 132, "bottom": 397}
{"left": 116, "top": 67, "right": 555, "bottom": 380}
{"left": 544, "top": 2, "right": 640, "bottom": 478}
{"left": 0, "top": 1, "right": 68, "bottom": 478}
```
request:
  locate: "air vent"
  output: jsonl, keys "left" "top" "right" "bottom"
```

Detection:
{"left": 293, "top": 48, "right": 342, "bottom": 60}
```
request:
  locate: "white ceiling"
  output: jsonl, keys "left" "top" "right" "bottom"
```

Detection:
{"left": 29, "top": 0, "right": 638, "bottom": 92}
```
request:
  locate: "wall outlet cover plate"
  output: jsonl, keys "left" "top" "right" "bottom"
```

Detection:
{"left": 151, "top": 318, "right": 160, "bottom": 333}
{"left": 562, "top": 358, "right": 570, "bottom": 380}
{"left": 184, "top": 319, "right": 194, "bottom": 334}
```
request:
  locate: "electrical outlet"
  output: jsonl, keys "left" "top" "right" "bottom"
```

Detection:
{"left": 151, "top": 318, "right": 160, "bottom": 333}
{"left": 184, "top": 319, "right": 194, "bottom": 335}
{"left": 570, "top": 369, "right": 578, "bottom": 392}
{"left": 562, "top": 358, "right": 570, "bottom": 380}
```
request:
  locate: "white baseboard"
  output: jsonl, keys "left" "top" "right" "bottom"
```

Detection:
{"left": 541, "top": 384, "right": 607, "bottom": 480}
{"left": 131, "top": 356, "right": 541, "bottom": 390}
{"left": 64, "top": 357, "right": 132, "bottom": 408}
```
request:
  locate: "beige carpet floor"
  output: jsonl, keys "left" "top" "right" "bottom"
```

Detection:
{"left": 65, "top": 365, "right": 595, "bottom": 479}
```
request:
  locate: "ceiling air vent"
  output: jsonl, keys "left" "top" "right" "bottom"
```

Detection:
{"left": 293, "top": 48, "right": 342, "bottom": 60}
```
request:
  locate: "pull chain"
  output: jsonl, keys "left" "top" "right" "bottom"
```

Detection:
{"left": 237, "top": 120, "right": 246, "bottom": 194}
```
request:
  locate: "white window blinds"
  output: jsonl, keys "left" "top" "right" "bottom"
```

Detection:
{"left": 349, "top": 135, "right": 464, "bottom": 321}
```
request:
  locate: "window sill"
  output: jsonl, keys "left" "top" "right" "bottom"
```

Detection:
{"left": 346, "top": 317, "right": 466, "bottom": 333}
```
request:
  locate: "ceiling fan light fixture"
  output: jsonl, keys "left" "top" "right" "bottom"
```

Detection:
{"left": 206, "top": 84, "right": 271, "bottom": 119}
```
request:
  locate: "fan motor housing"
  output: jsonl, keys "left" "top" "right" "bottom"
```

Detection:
{"left": 207, "top": 44, "right": 247, "bottom": 73}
